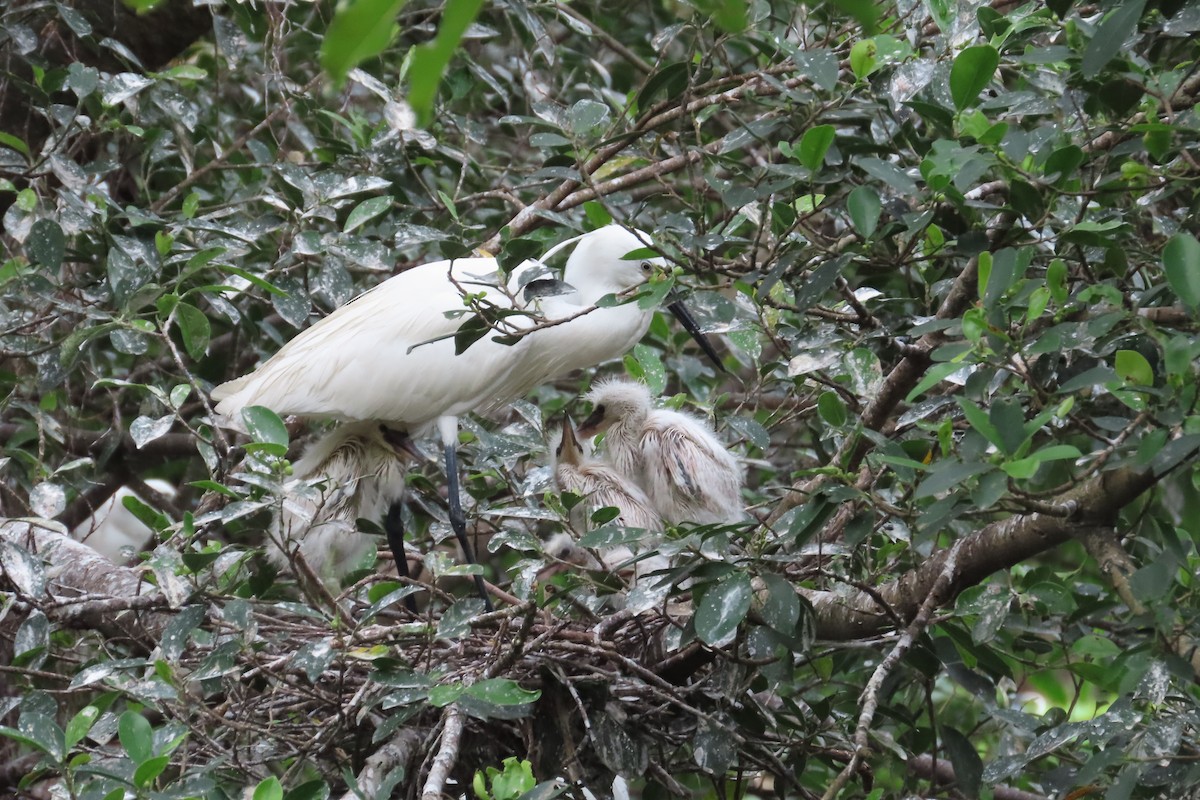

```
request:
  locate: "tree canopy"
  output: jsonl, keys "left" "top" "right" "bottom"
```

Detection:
{"left": 3, "top": 0, "right": 1200, "bottom": 798}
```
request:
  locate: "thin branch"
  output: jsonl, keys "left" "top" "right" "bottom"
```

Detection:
{"left": 420, "top": 705, "right": 466, "bottom": 800}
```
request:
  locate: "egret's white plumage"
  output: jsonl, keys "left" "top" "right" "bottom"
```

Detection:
{"left": 73, "top": 479, "right": 176, "bottom": 563}
{"left": 269, "top": 422, "right": 407, "bottom": 581}
{"left": 212, "top": 225, "right": 716, "bottom": 603}
{"left": 580, "top": 379, "right": 743, "bottom": 525}
{"left": 212, "top": 225, "right": 665, "bottom": 429}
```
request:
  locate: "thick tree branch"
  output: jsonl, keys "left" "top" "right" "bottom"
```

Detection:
{"left": 805, "top": 467, "right": 1159, "bottom": 640}
{"left": 0, "top": 519, "right": 171, "bottom": 643}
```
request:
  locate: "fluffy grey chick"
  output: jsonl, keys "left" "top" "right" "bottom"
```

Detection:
{"left": 579, "top": 379, "right": 743, "bottom": 525}
{"left": 270, "top": 421, "right": 408, "bottom": 582}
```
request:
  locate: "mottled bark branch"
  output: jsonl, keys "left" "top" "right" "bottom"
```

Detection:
{"left": 0, "top": 518, "right": 170, "bottom": 643}
{"left": 807, "top": 466, "right": 1159, "bottom": 640}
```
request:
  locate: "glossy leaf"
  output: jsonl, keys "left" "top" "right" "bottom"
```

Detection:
{"left": 406, "top": 0, "right": 487, "bottom": 125}
{"left": 118, "top": 711, "right": 154, "bottom": 764}
{"left": 950, "top": 45, "right": 999, "bottom": 110}
{"left": 797, "top": 125, "right": 835, "bottom": 171}
{"left": 320, "top": 0, "right": 407, "bottom": 86}
{"left": 1081, "top": 0, "right": 1146, "bottom": 78}
{"left": 1163, "top": 233, "right": 1200, "bottom": 312}
{"left": 696, "top": 573, "right": 753, "bottom": 645}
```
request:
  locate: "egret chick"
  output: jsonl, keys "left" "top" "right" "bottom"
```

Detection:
{"left": 270, "top": 422, "right": 408, "bottom": 582}
{"left": 551, "top": 416, "right": 662, "bottom": 531}
{"left": 549, "top": 416, "right": 669, "bottom": 583}
{"left": 579, "top": 380, "right": 743, "bottom": 525}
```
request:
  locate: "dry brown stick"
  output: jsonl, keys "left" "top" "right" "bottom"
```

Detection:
{"left": 339, "top": 729, "right": 423, "bottom": 800}
{"left": 805, "top": 466, "right": 1159, "bottom": 640}
{"left": 420, "top": 705, "right": 466, "bottom": 800}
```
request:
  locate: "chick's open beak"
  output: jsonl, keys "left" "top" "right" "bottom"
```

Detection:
{"left": 558, "top": 415, "right": 583, "bottom": 466}
{"left": 578, "top": 406, "right": 605, "bottom": 439}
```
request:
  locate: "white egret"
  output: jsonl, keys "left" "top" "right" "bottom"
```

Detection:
{"left": 578, "top": 379, "right": 744, "bottom": 525}
{"left": 212, "top": 225, "right": 721, "bottom": 610}
{"left": 73, "top": 478, "right": 176, "bottom": 562}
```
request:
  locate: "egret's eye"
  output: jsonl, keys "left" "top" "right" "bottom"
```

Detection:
{"left": 640, "top": 261, "right": 653, "bottom": 274}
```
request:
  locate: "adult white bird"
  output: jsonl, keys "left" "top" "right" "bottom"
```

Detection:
{"left": 578, "top": 379, "right": 744, "bottom": 525}
{"left": 212, "top": 225, "right": 721, "bottom": 610}
{"left": 73, "top": 479, "right": 177, "bottom": 562}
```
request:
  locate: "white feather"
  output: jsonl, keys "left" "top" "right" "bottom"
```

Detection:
{"left": 73, "top": 478, "right": 176, "bottom": 562}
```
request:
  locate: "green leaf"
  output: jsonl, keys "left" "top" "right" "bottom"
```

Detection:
{"left": 173, "top": 301, "right": 210, "bottom": 360}
{"left": 320, "top": 0, "right": 407, "bottom": 87}
{"left": 1081, "top": 0, "right": 1146, "bottom": 78}
{"left": 759, "top": 573, "right": 801, "bottom": 633}
{"left": 849, "top": 39, "right": 878, "bottom": 79}
{"left": 693, "top": 0, "right": 747, "bottom": 32}
{"left": 253, "top": 776, "right": 284, "bottom": 800}
{"left": 847, "top": 185, "right": 881, "bottom": 238}
{"left": 1163, "top": 233, "right": 1200, "bottom": 312}
{"left": 133, "top": 754, "right": 170, "bottom": 788}
{"left": 64, "top": 706, "right": 99, "bottom": 751}
{"left": 958, "top": 399, "right": 1004, "bottom": 451}
{"left": 1115, "top": 349, "right": 1153, "bottom": 387}
{"left": 989, "top": 398, "right": 1026, "bottom": 456}
{"left": 942, "top": 727, "right": 983, "bottom": 798}
{"left": 637, "top": 62, "right": 690, "bottom": 109}
{"left": 344, "top": 195, "right": 392, "bottom": 233}
{"left": 118, "top": 711, "right": 154, "bottom": 764}
{"left": 568, "top": 99, "right": 610, "bottom": 134}
{"left": 695, "top": 573, "right": 753, "bottom": 645}
{"left": 407, "top": 0, "right": 487, "bottom": 125}
{"left": 817, "top": 391, "right": 847, "bottom": 427}
{"left": 829, "top": 0, "right": 879, "bottom": 32}
{"left": 26, "top": 218, "right": 65, "bottom": 269}
{"left": 466, "top": 679, "right": 541, "bottom": 706}
{"left": 428, "top": 684, "right": 466, "bottom": 707}
{"left": 0, "top": 725, "right": 54, "bottom": 757}
{"left": 241, "top": 406, "right": 289, "bottom": 453}
{"left": 906, "top": 360, "right": 965, "bottom": 402}
{"left": 1001, "top": 445, "right": 1083, "bottom": 479}
{"left": 950, "top": 45, "right": 999, "bottom": 110}
{"left": 797, "top": 125, "right": 835, "bottom": 172}
{"left": 0, "top": 131, "right": 31, "bottom": 157}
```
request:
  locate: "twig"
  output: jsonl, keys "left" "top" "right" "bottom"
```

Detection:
{"left": 340, "top": 730, "right": 423, "bottom": 800}
{"left": 821, "top": 540, "right": 964, "bottom": 800}
{"left": 421, "top": 705, "right": 467, "bottom": 800}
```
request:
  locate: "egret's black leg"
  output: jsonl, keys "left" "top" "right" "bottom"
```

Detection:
{"left": 384, "top": 501, "right": 418, "bottom": 614}
{"left": 444, "top": 443, "right": 494, "bottom": 611}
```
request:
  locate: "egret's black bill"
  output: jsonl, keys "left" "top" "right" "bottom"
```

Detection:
{"left": 665, "top": 292, "right": 726, "bottom": 373}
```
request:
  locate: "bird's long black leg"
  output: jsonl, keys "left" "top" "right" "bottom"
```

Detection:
{"left": 384, "top": 501, "right": 419, "bottom": 614}
{"left": 444, "top": 442, "right": 494, "bottom": 611}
